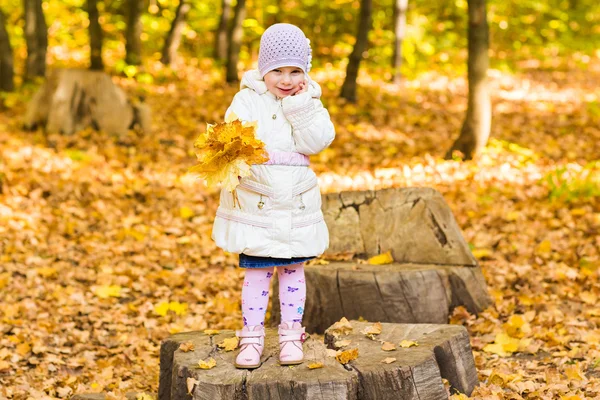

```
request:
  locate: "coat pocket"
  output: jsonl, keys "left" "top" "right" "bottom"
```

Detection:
{"left": 292, "top": 175, "right": 320, "bottom": 215}
{"left": 236, "top": 180, "right": 273, "bottom": 213}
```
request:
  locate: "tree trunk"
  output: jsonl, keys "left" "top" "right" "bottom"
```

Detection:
{"left": 161, "top": 0, "right": 191, "bottom": 65}
{"left": 24, "top": 68, "right": 151, "bottom": 135}
{"left": 0, "top": 9, "right": 14, "bottom": 91}
{"left": 156, "top": 322, "right": 478, "bottom": 399}
{"left": 24, "top": 0, "right": 47, "bottom": 80}
{"left": 445, "top": 0, "right": 491, "bottom": 160}
{"left": 271, "top": 187, "right": 492, "bottom": 334}
{"left": 340, "top": 0, "right": 372, "bottom": 102}
{"left": 391, "top": 0, "right": 408, "bottom": 84}
{"left": 225, "top": 0, "right": 246, "bottom": 83}
{"left": 87, "top": 0, "right": 104, "bottom": 70}
{"left": 125, "top": 0, "right": 143, "bottom": 65}
{"left": 214, "top": 0, "right": 232, "bottom": 61}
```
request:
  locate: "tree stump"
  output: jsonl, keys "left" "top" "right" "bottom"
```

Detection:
{"left": 24, "top": 68, "right": 151, "bottom": 135}
{"left": 158, "top": 320, "right": 478, "bottom": 399}
{"left": 273, "top": 187, "right": 492, "bottom": 333}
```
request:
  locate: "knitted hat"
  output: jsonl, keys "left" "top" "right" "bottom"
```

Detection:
{"left": 258, "top": 23, "right": 312, "bottom": 78}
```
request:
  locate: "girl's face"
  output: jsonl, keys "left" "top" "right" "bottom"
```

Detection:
{"left": 264, "top": 66, "right": 305, "bottom": 98}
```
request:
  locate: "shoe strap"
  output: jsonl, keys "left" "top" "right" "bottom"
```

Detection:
{"left": 236, "top": 329, "right": 265, "bottom": 338}
{"left": 278, "top": 327, "right": 305, "bottom": 336}
{"left": 279, "top": 332, "right": 307, "bottom": 343}
{"left": 238, "top": 336, "right": 263, "bottom": 346}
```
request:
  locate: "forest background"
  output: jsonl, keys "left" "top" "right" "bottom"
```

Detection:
{"left": 0, "top": 0, "right": 600, "bottom": 398}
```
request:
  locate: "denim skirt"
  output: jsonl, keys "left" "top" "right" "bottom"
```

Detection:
{"left": 239, "top": 253, "right": 316, "bottom": 269}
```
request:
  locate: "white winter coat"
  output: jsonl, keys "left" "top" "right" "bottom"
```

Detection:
{"left": 211, "top": 70, "right": 335, "bottom": 258}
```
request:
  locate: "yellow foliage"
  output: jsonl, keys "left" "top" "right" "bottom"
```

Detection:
{"left": 483, "top": 333, "right": 521, "bottom": 356}
{"left": 307, "top": 362, "right": 324, "bottom": 369}
{"left": 217, "top": 337, "right": 239, "bottom": 352}
{"left": 503, "top": 315, "right": 532, "bottom": 339}
{"left": 381, "top": 342, "right": 396, "bottom": 351}
{"left": 327, "top": 317, "right": 354, "bottom": 338}
{"left": 362, "top": 322, "right": 382, "bottom": 339}
{"left": 367, "top": 251, "right": 394, "bottom": 265}
{"left": 399, "top": 340, "right": 419, "bottom": 348}
{"left": 93, "top": 285, "right": 122, "bottom": 299}
{"left": 154, "top": 301, "right": 188, "bottom": 317}
{"left": 335, "top": 348, "right": 359, "bottom": 365}
{"left": 179, "top": 342, "right": 195, "bottom": 352}
{"left": 197, "top": 358, "right": 217, "bottom": 369}
{"left": 190, "top": 113, "right": 269, "bottom": 192}
{"left": 203, "top": 329, "right": 221, "bottom": 335}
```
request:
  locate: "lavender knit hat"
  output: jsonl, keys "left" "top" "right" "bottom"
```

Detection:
{"left": 258, "top": 23, "right": 312, "bottom": 78}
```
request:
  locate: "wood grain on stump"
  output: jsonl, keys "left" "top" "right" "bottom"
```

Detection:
{"left": 272, "top": 187, "right": 492, "bottom": 333}
{"left": 24, "top": 68, "right": 151, "bottom": 136}
{"left": 158, "top": 321, "right": 477, "bottom": 399}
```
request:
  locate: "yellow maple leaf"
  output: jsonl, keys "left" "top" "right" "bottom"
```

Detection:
{"left": 135, "top": 394, "right": 155, "bottom": 400}
{"left": 179, "top": 206, "right": 195, "bottom": 219}
{"left": 334, "top": 339, "right": 351, "bottom": 348}
{"left": 187, "top": 377, "right": 199, "bottom": 395}
{"left": 335, "top": 348, "right": 359, "bottom": 365}
{"left": 217, "top": 337, "right": 239, "bottom": 352}
{"left": 93, "top": 285, "right": 122, "bottom": 299}
{"left": 327, "top": 317, "right": 354, "bottom": 338}
{"left": 362, "top": 322, "right": 382, "bottom": 339}
{"left": 381, "top": 342, "right": 396, "bottom": 351}
{"left": 154, "top": 301, "right": 188, "bottom": 317}
{"left": 307, "top": 362, "right": 324, "bottom": 369}
{"left": 399, "top": 340, "right": 419, "bottom": 348}
{"left": 197, "top": 358, "right": 217, "bottom": 369}
{"left": 367, "top": 251, "right": 394, "bottom": 265}
{"left": 190, "top": 116, "right": 269, "bottom": 192}
{"left": 203, "top": 329, "right": 221, "bottom": 335}
{"left": 483, "top": 333, "right": 520, "bottom": 356}
{"left": 564, "top": 363, "right": 586, "bottom": 381}
{"left": 503, "top": 315, "right": 531, "bottom": 339}
{"left": 179, "top": 342, "right": 195, "bottom": 352}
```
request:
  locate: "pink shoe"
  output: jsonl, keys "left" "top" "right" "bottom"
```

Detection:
{"left": 234, "top": 325, "right": 265, "bottom": 369}
{"left": 278, "top": 321, "right": 306, "bottom": 365}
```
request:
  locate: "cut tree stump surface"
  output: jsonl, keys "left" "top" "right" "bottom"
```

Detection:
{"left": 158, "top": 321, "right": 478, "bottom": 400}
{"left": 323, "top": 187, "right": 477, "bottom": 266}
{"left": 271, "top": 187, "right": 492, "bottom": 332}
{"left": 274, "top": 261, "right": 492, "bottom": 333}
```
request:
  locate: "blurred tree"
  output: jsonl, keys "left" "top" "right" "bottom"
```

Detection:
{"left": 341, "top": 0, "right": 372, "bottom": 102}
{"left": 161, "top": 0, "right": 191, "bottom": 65}
{"left": 0, "top": 9, "right": 14, "bottom": 91}
{"left": 226, "top": 0, "right": 246, "bottom": 83}
{"left": 125, "top": 0, "right": 143, "bottom": 65}
{"left": 24, "top": 0, "right": 47, "bottom": 80}
{"left": 392, "top": 0, "right": 408, "bottom": 83}
{"left": 87, "top": 0, "right": 104, "bottom": 70}
{"left": 214, "top": 0, "right": 232, "bottom": 61}
{"left": 446, "top": 0, "right": 491, "bottom": 160}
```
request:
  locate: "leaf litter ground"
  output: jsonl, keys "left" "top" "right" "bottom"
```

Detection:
{"left": 0, "top": 60, "right": 599, "bottom": 399}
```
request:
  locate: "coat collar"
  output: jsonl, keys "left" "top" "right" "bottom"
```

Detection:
{"left": 240, "top": 69, "right": 322, "bottom": 100}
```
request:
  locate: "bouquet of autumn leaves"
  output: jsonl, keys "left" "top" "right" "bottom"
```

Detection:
{"left": 190, "top": 113, "right": 269, "bottom": 200}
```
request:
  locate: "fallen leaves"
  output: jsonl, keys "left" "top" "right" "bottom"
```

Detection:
{"left": 398, "top": 340, "right": 419, "bottom": 348}
{"left": 179, "top": 342, "right": 195, "bottom": 352}
{"left": 367, "top": 251, "right": 394, "bottom": 265}
{"left": 217, "top": 337, "right": 239, "bottom": 352}
{"left": 335, "top": 348, "right": 359, "bottom": 365}
{"left": 197, "top": 358, "right": 217, "bottom": 369}
{"left": 381, "top": 357, "right": 397, "bottom": 364}
{"left": 381, "top": 342, "right": 396, "bottom": 351}
{"left": 307, "top": 362, "right": 324, "bottom": 369}
{"left": 327, "top": 317, "right": 354, "bottom": 338}
{"left": 362, "top": 322, "right": 382, "bottom": 340}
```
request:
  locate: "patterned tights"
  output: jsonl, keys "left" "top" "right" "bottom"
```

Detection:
{"left": 241, "top": 263, "right": 306, "bottom": 326}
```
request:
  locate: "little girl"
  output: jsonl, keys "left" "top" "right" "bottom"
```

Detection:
{"left": 210, "top": 23, "right": 335, "bottom": 369}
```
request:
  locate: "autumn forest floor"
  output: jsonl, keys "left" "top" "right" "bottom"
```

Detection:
{"left": 0, "top": 59, "right": 599, "bottom": 399}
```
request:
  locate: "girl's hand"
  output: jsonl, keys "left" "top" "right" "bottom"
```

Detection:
{"left": 292, "top": 80, "right": 308, "bottom": 96}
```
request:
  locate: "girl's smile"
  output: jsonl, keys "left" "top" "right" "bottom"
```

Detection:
{"left": 264, "top": 66, "right": 306, "bottom": 98}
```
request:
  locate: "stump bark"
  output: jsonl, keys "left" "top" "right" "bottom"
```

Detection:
{"left": 158, "top": 321, "right": 478, "bottom": 399}
{"left": 24, "top": 68, "right": 151, "bottom": 135}
{"left": 273, "top": 187, "right": 492, "bottom": 333}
